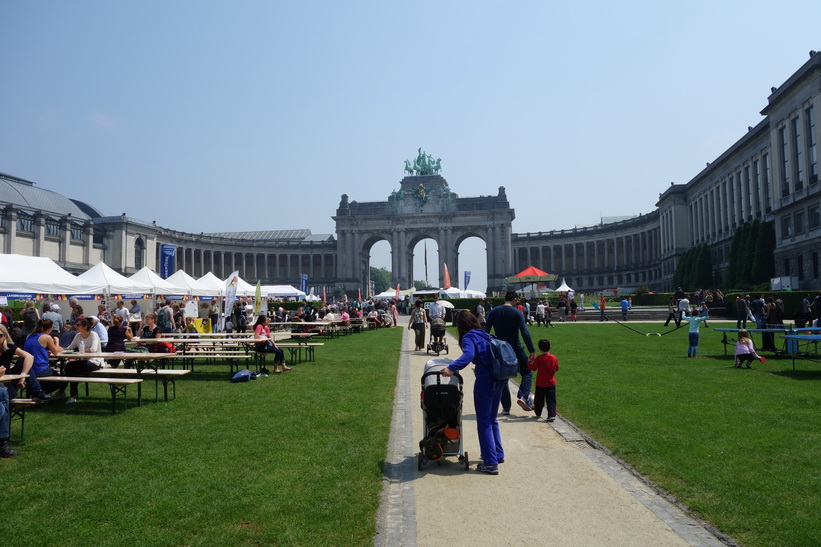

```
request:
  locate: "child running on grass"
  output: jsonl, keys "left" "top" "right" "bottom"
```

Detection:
{"left": 682, "top": 307, "right": 709, "bottom": 358}
{"left": 734, "top": 330, "right": 764, "bottom": 369}
{"left": 527, "top": 339, "right": 559, "bottom": 422}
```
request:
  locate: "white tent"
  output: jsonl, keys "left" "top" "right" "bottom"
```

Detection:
{"left": 462, "top": 289, "right": 487, "bottom": 298}
{"left": 0, "top": 254, "right": 105, "bottom": 295}
{"left": 234, "top": 276, "right": 258, "bottom": 297}
{"left": 78, "top": 262, "right": 154, "bottom": 295}
{"left": 166, "top": 270, "right": 215, "bottom": 297}
{"left": 129, "top": 267, "right": 185, "bottom": 294}
{"left": 197, "top": 272, "right": 226, "bottom": 293}
{"left": 554, "top": 278, "right": 573, "bottom": 292}
{"left": 260, "top": 285, "right": 306, "bottom": 299}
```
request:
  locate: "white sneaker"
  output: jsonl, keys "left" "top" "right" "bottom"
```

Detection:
{"left": 517, "top": 397, "right": 532, "bottom": 412}
{"left": 65, "top": 397, "right": 77, "bottom": 404}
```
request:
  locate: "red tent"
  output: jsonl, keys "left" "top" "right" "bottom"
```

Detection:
{"left": 506, "top": 266, "right": 558, "bottom": 284}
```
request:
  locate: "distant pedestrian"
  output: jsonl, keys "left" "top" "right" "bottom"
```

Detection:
{"left": 620, "top": 297, "right": 630, "bottom": 321}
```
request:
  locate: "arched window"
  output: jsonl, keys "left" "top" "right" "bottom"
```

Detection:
{"left": 135, "top": 237, "right": 145, "bottom": 270}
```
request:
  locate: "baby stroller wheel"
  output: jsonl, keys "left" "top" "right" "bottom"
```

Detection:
{"left": 417, "top": 452, "right": 425, "bottom": 470}
{"left": 463, "top": 452, "right": 470, "bottom": 470}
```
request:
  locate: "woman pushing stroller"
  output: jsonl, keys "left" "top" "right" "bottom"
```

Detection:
{"left": 441, "top": 311, "right": 506, "bottom": 475}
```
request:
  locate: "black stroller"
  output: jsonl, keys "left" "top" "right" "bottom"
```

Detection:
{"left": 426, "top": 317, "right": 449, "bottom": 355}
{"left": 418, "top": 359, "right": 469, "bottom": 471}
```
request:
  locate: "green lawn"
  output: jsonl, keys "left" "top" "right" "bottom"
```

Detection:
{"left": 1, "top": 327, "right": 402, "bottom": 546}
{"left": 528, "top": 322, "right": 821, "bottom": 547}
{"left": 3, "top": 322, "right": 820, "bottom": 546}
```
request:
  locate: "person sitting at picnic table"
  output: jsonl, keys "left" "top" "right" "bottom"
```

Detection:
{"left": 140, "top": 313, "right": 170, "bottom": 353}
{"left": 0, "top": 323, "right": 34, "bottom": 400}
{"left": 252, "top": 316, "right": 290, "bottom": 373}
{"left": 56, "top": 317, "right": 105, "bottom": 404}
{"left": 89, "top": 316, "right": 109, "bottom": 350}
{"left": 340, "top": 309, "right": 350, "bottom": 326}
{"left": 105, "top": 314, "right": 133, "bottom": 368}
{"left": 22, "top": 318, "right": 63, "bottom": 402}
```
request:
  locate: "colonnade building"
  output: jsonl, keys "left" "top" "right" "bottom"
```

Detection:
{"left": 1, "top": 51, "right": 819, "bottom": 294}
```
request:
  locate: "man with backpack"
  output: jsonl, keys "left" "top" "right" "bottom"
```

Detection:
{"left": 485, "top": 290, "right": 536, "bottom": 415}
{"left": 157, "top": 301, "right": 175, "bottom": 333}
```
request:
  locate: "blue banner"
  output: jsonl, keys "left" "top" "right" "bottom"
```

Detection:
{"left": 464, "top": 271, "right": 471, "bottom": 290}
{"left": 160, "top": 244, "right": 176, "bottom": 279}
{"left": 300, "top": 273, "right": 308, "bottom": 293}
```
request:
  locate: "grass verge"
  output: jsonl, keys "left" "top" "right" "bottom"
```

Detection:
{"left": 1, "top": 327, "right": 402, "bottom": 546}
{"left": 525, "top": 321, "right": 821, "bottom": 547}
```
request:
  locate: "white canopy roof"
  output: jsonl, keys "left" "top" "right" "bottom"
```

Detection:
{"left": 129, "top": 267, "right": 185, "bottom": 294}
{"left": 554, "top": 278, "right": 573, "bottom": 292}
{"left": 166, "top": 270, "right": 215, "bottom": 296}
{"left": 234, "top": 276, "right": 258, "bottom": 297}
{"left": 0, "top": 254, "right": 105, "bottom": 295}
{"left": 462, "top": 289, "right": 487, "bottom": 298}
{"left": 196, "top": 272, "right": 226, "bottom": 293}
{"left": 78, "top": 262, "right": 154, "bottom": 295}
{"left": 260, "top": 284, "right": 306, "bottom": 298}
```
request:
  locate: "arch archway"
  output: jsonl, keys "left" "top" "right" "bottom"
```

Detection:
{"left": 334, "top": 175, "right": 514, "bottom": 295}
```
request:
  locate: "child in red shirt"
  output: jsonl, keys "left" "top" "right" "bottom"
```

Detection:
{"left": 527, "top": 339, "right": 560, "bottom": 422}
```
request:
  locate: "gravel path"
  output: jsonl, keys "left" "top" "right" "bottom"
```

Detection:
{"left": 375, "top": 326, "right": 730, "bottom": 546}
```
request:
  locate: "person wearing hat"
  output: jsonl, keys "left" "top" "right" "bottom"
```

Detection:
{"left": 43, "top": 303, "right": 65, "bottom": 339}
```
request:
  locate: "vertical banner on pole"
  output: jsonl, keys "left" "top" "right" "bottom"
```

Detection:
{"left": 224, "top": 271, "right": 239, "bottom": 331}
{"left": 300, "top": 273, "right": 308, "bottom": 294}
{"left": 160, "top": 245, "right": 176, "bottom": 279}
{"left": 464, "top": 271, "right": 471, "bottom": 290}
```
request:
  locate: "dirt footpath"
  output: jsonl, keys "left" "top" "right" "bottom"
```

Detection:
{"left": 376, "top": 326, "right": 728, "bottom": 546}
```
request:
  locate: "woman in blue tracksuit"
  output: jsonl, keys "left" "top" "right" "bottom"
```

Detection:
{"left": 442, "top": 311, "right": 506, "bottom": 475}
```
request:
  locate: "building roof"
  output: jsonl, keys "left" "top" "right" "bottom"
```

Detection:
{"left": 203, "top": 229, "right": 334, "bottom": 242}
{"left": 0, "top": 172, "right": 102, "bottom": 219}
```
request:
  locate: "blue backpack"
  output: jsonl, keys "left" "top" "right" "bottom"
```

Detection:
{"left": 230, "top": 369, "right": 257, "bottom": 383}
{"left": 488, "top": 336, "right": 519, "bottom": 380}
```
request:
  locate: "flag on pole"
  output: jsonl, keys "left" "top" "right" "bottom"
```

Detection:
{"left": 394, "top": 283, "right": 400, "bottom": 300}
{"left": 323, "top": 286, "right": 327, "bottom": 303}
{"left": 224, "top": 271, "right": 240, "bottom": 331}
{"left": 443, "top": 263, "right": 451, "bottom": 289}
{"left": 358, "top": 288, "right": 362, "bottom": 301}
{"left": 254, "top": 281, "right": 262, "bottom": 316}
{"left": 424, "top": 241, "right": 429, "bottom": 286}
{"left": 464, "top": 271, "right": 471, "bottom": 290}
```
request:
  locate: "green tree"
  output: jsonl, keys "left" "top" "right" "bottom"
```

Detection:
{"left": 413, "top": 280, "right": 426, "bottom": 290}
{"left": 369, "top": 267, "right": 392, "bottom": 295}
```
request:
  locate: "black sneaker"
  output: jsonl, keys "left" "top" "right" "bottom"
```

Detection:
{"left": 475, "top": 463, "right": 499, "bottom": 475}
{"left": 32, "top": 392, "right": 53, "bottom": 403}
{"left": 0, "top": 440, "right": 20, "bottom": 457}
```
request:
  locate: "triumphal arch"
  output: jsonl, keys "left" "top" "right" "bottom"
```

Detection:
{"left": 333, "top": 153, "right": 515, "bottom": 293}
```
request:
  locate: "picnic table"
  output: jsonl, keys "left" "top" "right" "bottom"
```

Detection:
{"left": 779, "top": 334, "right": 821, "bottom": 370}
{"left": 1, "top": 374, "right": 31, "bottom": 440}
{"left": 92, "top": 367, "right": 190, "bottom": 401}
{"left": 52, "top": 351, "right": 177, "bottom": 408}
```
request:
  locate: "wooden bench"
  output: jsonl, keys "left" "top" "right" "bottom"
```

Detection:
{"left": 92, "top": 368, "right": 190, "bottom": 402}
{"left": 35, "top": 376, "right": 143, "bottom": 413}
{"left": 276, "top": 342, "right": 324, "bottom": 363}
{"left": 9, "top": 398, "right": 44, "bottom": 441}
{"left": 174, "top": 353, "right": 251, "bottom": 377}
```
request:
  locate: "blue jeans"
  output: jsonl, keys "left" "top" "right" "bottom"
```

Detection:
{"left": 27, "top": 366, "right": 57, "bottom": 396}
{"left": 474, "top": 373, "right": 506, "bottom": 466}
{"left": 499, "top": 345, "right": 532, "bottom": 411}
{"left": 0, "top": 386, "right": 10, "bottom": 439}
{"left": 256, "top": 342, "right": 285, "bottom": 364}
{"left": 688, "top": 332, "right": 700, "bottom": 356}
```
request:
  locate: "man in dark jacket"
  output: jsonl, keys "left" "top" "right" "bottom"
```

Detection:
{"left": 485, "top": 291, "right": 536, "bottom": 415}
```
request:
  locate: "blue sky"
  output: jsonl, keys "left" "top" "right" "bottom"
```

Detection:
{"left": 1, "top": 1, "right": 818, "bottom": 292}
